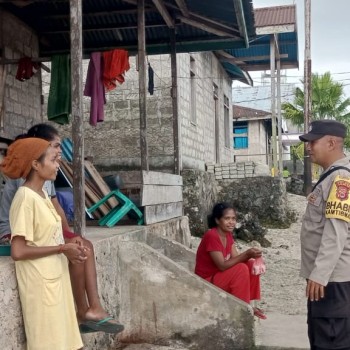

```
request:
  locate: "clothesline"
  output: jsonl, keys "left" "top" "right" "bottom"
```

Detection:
{"left": 0, "top": 58, "right": 51, "bottom": 73}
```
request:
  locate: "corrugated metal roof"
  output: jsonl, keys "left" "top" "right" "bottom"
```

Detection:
{"left": 1, "top": 0, "right": 256, "bottom": 56}
{"left": 232, "top": 85, "right": 296, "bottom": 112}
{"left": 220, "top": 5, "right": 298, "bottom": 72}
{"left": 233, "top": 105, "right": 271, "bottom": 119}
{"left": 255, "top": 5, "right": 296, "bottom": 27}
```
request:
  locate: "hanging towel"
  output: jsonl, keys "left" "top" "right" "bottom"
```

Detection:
{"left": 84, "top": 52, "right": 106, "bottom": 126}
{"left": 47, "top": 55, "right": 71, "bottom": 125}
{"left": 148, "top": 63, "right": 154, "bottom": 95}
{"left": 103, "top": 49, "right": 130, "bottom": 91}
{"left": 16, "top": 57, "right": 40, "bottom": 81}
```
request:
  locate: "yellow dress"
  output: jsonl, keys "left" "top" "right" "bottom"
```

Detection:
{"left": 10, "top": 187, "right": 83, "bottom": 350}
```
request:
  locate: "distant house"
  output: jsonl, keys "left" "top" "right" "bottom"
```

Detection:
{"left": 232, "top": 105, "right": 272, "bottom": 165}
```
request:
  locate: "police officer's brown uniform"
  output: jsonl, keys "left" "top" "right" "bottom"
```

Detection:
{"left": 300, "top": 120, "right": 350, "bottom": 350}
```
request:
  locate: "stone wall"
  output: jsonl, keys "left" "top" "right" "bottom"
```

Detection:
{"left": 0, "top": 10, "right": 42, "bottom": 140}
{"left": 182, "top": 169, "right": 217, "bottom": 237}
{"left": 182, "top": 169, "right": 289, "bottom": 243}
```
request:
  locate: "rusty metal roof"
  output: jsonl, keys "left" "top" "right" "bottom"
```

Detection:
{"left": 217, "top": 5, "right": 298, "bottom": 73}
{"left": 0, "top": 0, "right": 256, "bottom": 56}
{"left": 233, "top": 105, "right": 271, "bottom": 120}
{"left": 255, "top": 5, "right": 296, "bottom": 27}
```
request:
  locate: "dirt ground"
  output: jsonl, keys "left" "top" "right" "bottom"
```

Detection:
{"left": 191, "top": 193, "right": 308, "bottom": 317}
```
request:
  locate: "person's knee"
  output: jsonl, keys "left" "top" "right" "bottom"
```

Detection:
{"left": 232, "top": 262, "right": 249, "bottom": 276}
{"left": 83, "top": 238, "right": 93, "bottom": 250}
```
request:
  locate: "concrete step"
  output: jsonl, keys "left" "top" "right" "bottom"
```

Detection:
{"left": 255, "top": 313, "right": 309, "bottom": 350}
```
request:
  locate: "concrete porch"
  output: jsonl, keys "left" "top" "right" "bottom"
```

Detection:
{"left": 0, "top": 217, "right": 256, "bottom": 350}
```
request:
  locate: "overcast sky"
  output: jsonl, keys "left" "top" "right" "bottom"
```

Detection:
{"left": 244, "top": 0, "right": 350, "bottom": 97}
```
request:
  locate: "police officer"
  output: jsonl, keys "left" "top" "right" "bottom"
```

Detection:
{"left": 299, "top": 120, "right": 350, "bottom": 350}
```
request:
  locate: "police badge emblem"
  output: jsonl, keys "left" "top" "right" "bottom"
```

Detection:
{"left": 335, "top": 180, "right": 350, "bottom": 201}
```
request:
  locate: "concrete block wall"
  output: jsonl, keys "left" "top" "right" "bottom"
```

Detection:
{"left": 234, "top": 119, "right": 269, "bottom": 165}
{"left": 48, "top": 52, "right": 234, "bottom": 172}
{"left": 178, "top": 52, "right": 234, "bottom": 170}
{"left": 0, "top": 10, "right": 42, "bottom": 140}
{"left": 50, "top": 55, "right": 175, "bottom": 171}
{"left": 206, "top": 161, "right": 270, "bottom": 179}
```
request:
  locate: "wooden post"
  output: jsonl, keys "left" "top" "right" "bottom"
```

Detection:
{"left": 138, "top": 0, "right": 149, "bottom": 171}
{"left": 277, "top": 58, "right": 283, "bottom": 178}
{"left": 70, "top": 0, "right": 85, "bottom": 235}
{"left": 170, "top": 29, "right": 180, "bottom": 175}
{"left": 270, "top": 35, "right": 277, "bottom": 176}
{"left": 304, "top": 0, "right": 312, "bottom": 194}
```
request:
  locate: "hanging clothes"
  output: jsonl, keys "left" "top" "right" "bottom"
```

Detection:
{"left": 15, "top": 57, "right": 39, "bottom": 81}
{"left": 84, "top": 52, "right": 106, "bottom": 126}
{"left": 47, "top": 55, "right": 71, "bottom": 125}
{"left": 148, "top": 63, "right": 154, "bottom": 95}
{"left": 103, "top": 49, "right": 130, "bottom": 91}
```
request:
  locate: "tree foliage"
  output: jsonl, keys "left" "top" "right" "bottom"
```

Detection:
{"left": 282, "top": 72, "right": 350, "bottom": 147}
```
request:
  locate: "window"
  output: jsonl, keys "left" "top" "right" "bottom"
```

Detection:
{"left": 233, "top": 121, "right": 248, "bottom": 149}
{"left": 190, "top": 56, "right": 196, "bottom": 124}
{"left": 224, "top": 95, "right": 230, "bottom": 148}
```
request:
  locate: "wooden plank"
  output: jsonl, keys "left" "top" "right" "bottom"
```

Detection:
{"left": 141, "top": 185, "right": 182, "bottom": 206}
{"left": 144, "top": 202, "right": 183, "bottom": 225}
{"left": 142, "top": 171, "right": 183, "bottom": 186}
{"left": 84, "top": 160, "right": 119, "bottom": 207}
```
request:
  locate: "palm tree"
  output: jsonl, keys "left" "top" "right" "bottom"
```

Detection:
{"left": 282, "top": 72, "right": 350, "bottom": 127}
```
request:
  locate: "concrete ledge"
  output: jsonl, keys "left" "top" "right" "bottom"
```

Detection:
{"left": 0, "top": 217, "right": 255, "bottom": 349}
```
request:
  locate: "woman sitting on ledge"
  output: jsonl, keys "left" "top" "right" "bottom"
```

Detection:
{"left": 195, "top": 202, "right": 266, "bottom": 319}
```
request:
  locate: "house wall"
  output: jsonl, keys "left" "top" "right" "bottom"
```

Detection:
{"left": 234, "top": 120, "right": 267, "bottom": 164}
{"left": 0, "top": 10, "right": 42, "bottom": 140}
{"left": 234, "top": 119, "right": 268, "bottom": 164}
{"left": 177, "top": 52, "right": 234, "bottom": 170}
{"left": 52, "top": 52, "right": 234, "bottom": 172}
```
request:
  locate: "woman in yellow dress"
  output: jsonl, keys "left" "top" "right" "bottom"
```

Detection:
{"left": 1, "top": 138, "right": 85, "bottom": 350}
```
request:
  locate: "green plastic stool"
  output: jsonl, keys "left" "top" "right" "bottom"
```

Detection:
{"left": 87, "top": 189, "right": 143, "bottom": 227}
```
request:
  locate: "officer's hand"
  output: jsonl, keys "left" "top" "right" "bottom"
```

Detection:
{"left": 306, "top": 279, "right": 325, "bottom": 301}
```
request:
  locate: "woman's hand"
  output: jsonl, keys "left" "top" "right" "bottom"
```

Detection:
{"left": 64, "top": 236, "right": 91, "bottom": 257}
{"left": 61, "top": 242, "right": 88, "bottom": 264}
{"left": 244, "top": 247, "right": 262, "bottom": 259}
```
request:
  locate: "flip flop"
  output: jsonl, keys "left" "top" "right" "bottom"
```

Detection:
{"left": 82, "top": 317, "right": 125, "bottom": 334}
{"left": 253, "top": 307, "right": 267, "bottom": 320}
{"left": 79, "top": 323, "right": 98, "bottom": 334}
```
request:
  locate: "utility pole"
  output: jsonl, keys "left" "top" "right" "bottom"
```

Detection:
{"left": 304, "top": 0, "right": 312, "bottom": 194}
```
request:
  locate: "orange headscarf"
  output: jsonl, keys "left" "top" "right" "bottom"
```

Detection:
{"left": 0, "top": 138, "right": 50, "bottom": 179}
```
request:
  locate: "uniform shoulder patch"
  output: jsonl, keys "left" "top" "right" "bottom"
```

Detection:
{"left": 325, "top": 175, "right": 350, "bottom": 222}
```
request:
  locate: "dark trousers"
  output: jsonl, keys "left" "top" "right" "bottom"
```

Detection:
{"left": 308, "top": 282, "right": 350, "bottom": 350}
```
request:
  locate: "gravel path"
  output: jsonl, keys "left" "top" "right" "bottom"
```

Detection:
{"left": 255, "top": 193, "right": 307, "bottom": 316}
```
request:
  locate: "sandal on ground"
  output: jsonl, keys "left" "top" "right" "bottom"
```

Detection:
{"left": 253, "top": 307, "right": 267, "bottom": 320}
{"left": 80, "top": 316, "right": 125, "bottom": 334}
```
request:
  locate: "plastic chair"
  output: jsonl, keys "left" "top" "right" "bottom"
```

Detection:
{"left": 87, "top": 189, "right": 143, "bottom": 227}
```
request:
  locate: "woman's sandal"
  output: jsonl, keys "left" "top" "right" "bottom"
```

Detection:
{"left": 253, "top": 307, "right": 267, "bottom": 320}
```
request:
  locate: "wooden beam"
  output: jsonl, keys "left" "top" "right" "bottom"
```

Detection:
{"left": 178, "top": 15, "right": 238, "bottom": 37}
{"left": 70, "top": 0, "right": 86, "bottom": 235}
{"left": 152, "top": 0, "right": 174, "bottom": 28}
{"left": 218, "top": 54, "right": 289, "bottom": 63}
{"left": 170, "top": 29, "right": 180, "bottom": 175}
{"left": 138, "top": 0, "right": 149, "bottom": 171}
{"left": 42, "top": 22, "right": 168, "bottom": 34}
{"left": 233, "top": 0, "right": 249, "bottom": 47}
{"left": 237, "top": 62, "right": 298, "bottom": 71}
{"left": 256, "top": 24, "right": 295, "bottom": 35}
{"left": 174, "top": 0, "right": 189, "bottom": 17}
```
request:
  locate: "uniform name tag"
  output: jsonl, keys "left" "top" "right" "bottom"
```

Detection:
{"left": 325, "top": 175, "right": 350, "bottom": 222}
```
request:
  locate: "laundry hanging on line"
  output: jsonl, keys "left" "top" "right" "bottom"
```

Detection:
{"left": 103, "top": 49, "right": 130, "bottom": 91}
{"left": 15, "top": 57, "right": 40, "bottom": 82}
{"left": 84, "top": 52, "right": 106, "bottom": 127}
{"left": 47, "top": 54, "right": 71, "bottom": 125}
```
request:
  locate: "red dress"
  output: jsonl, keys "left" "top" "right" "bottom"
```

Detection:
{"left": 195, "top": 227, "right": 260, "bottom": 303}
